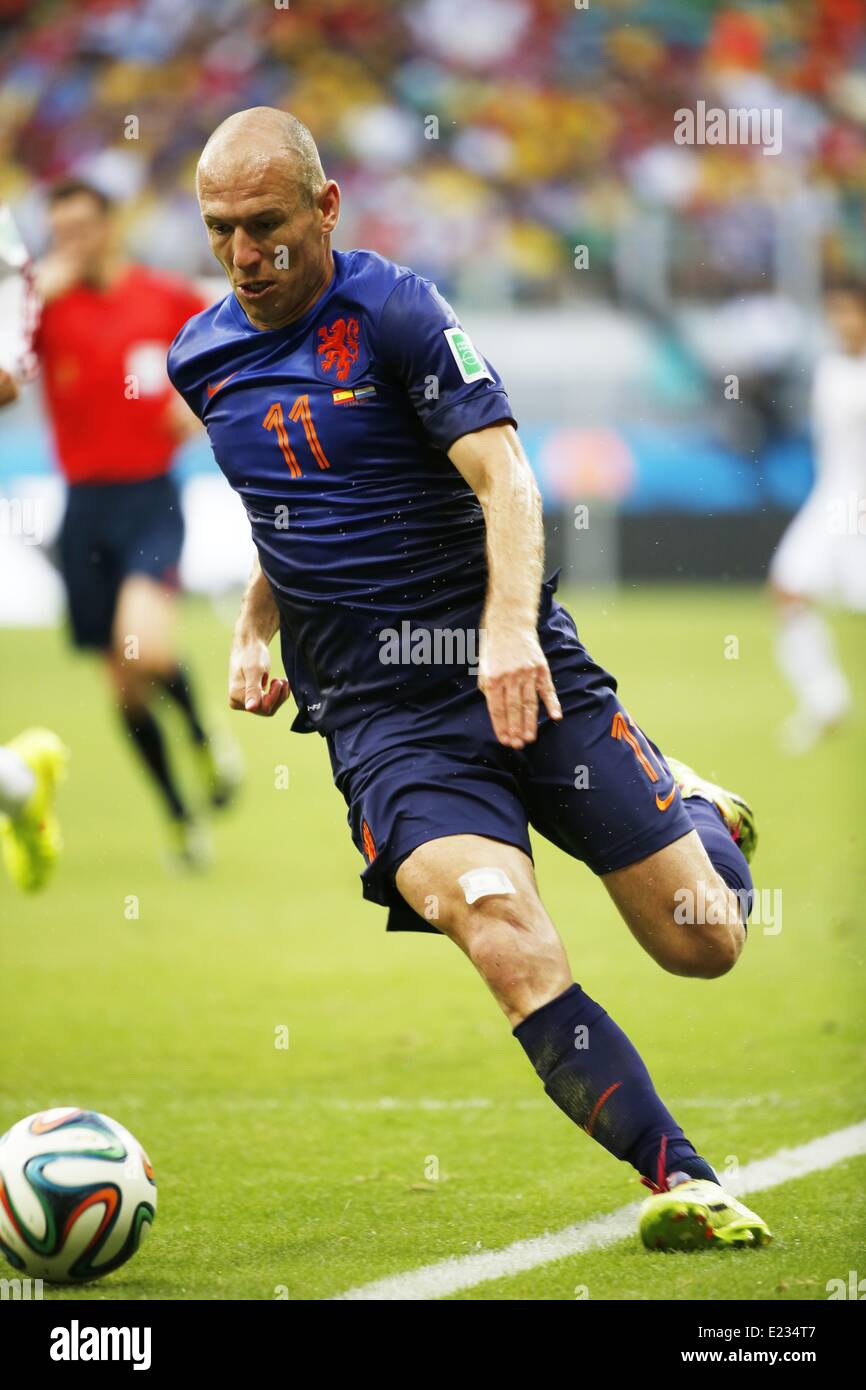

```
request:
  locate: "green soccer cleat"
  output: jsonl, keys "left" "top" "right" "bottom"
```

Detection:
{"left": 665, "top": 756, "right": 758, "bottom": 863}
{"left": 639, "top": 1177, "right": 772, "bottom": 1251}
{"left": 0, "top": 727, "right": 69, "bottom": 892}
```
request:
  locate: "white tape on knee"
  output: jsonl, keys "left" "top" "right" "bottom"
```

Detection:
{"left": 458, "top": 867, "right": 517, "bottom": 905}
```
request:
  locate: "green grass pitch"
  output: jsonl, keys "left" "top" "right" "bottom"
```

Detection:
{"left": 1, "top": 585, "right": 864, "bottom": 1300}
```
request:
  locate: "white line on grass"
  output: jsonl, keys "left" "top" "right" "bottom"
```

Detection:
{"left": 327, "top": 1092, "right": 787, "bottom": 1113}
{"left": 333, "top": 1120, "right": 866, "bottom": 1301}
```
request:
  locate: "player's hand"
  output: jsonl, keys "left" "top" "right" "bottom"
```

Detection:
{"left": 228, "top": 630, "right": 290, "bottom": 716}
{"left": 478, "top": 624, "right": 562, "bottom": 749}
{"left": 0, "top": 369, "right": 19, "bottom": 408}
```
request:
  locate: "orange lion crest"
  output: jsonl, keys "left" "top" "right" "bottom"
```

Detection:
{"left": 317, "top": 316, "right": 360, "bottom": 382}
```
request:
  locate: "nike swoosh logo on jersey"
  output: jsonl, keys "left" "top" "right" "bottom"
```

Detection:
{"left": 207, "top": 372, "right": 237, "bottom": 397}
{"left": 656, "top": 787, "right": 677, "bottom": 812}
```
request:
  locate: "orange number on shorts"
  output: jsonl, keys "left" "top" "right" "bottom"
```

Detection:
{"left": 263, "top": 395, "right": 331, "bottom": 478}
{"left": 610, "top": 711, "right": 661, "bottom": 783}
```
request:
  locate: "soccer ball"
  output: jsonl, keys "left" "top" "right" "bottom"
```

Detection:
{"left": 0, "top": 1106, "right": 156, "bottom": 1284}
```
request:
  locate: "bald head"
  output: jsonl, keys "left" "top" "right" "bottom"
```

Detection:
{"left": 197, "top": 107, "right": 326, "bottom": 208}
{"left": 196, "top": 106, "right": 340, "bottom": 330}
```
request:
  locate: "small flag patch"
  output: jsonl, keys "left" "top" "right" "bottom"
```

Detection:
{"left": 332, "top": 385, "right": 377, "bottom": 405}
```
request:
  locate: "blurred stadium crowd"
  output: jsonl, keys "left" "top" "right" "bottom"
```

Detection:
{"left": 1, "top": 0, "right": 865, "bottom": 608}
{"left": 1, "top": 0, "right": 865, "bottom": 307}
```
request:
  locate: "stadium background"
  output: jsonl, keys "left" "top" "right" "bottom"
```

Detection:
{"left": 3, "top": 0, "right": 866, "bottom": 609}
{"left": 1, "top": 0, "right": 865, "bottom": 1303}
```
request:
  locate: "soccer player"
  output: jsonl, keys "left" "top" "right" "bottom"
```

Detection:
{"left": 168, "top": 107, "right": 771, "bottom": 1251}
{"left": 770, "top": 278, "right": 866, "bottom": 753}
{"left": 0, "top": 180, "right": 241, "bottom": 866}
{"left": 0, "top": 728, "right": 68, "bottom": 892}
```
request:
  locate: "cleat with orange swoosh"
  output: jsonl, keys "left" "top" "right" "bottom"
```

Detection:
{"left": 665, "top": 756, "right": 758, "bottom": 863}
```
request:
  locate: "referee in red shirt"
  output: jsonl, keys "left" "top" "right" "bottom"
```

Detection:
{"left": 4, "top": 179, "right": 241, "bottom": 866}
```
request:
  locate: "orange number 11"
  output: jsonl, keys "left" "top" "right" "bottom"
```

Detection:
{"left": 263, "top": 394, "right": 331, "bottom": 477}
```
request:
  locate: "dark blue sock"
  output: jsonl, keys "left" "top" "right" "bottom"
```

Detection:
{"left": 683, "top": 795, "right": 754, "bottom": 922}
{"left": 159, "top": 665, "right": 208, "bottom": 745}
{"left": 514, "top": 983, "right": 717, "bottom": 1187}
{"left": 121, "top": 705, "right": 187, "bottom": 821}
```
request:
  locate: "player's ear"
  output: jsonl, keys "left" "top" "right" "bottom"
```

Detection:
{"left": 318, "top": 180, "right": 340, "bottom": 235}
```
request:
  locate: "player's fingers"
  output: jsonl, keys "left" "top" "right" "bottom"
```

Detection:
{"left": 504, "top": 671, "right": 527, "bottom": 748}
{"left": 243, "top": 668, "right": 267, "bottom": 712}
{"left": 483, "top": 677, "right": 509, "bottom": 746}
{"left": 260, "top": 678, "right": 280, "bottom": 713}
{"left": 520, "top": 671, "right": 540, "bottom": 744}
{"left": 270, "top": 679, "right": 290, "bottom": 714}
{"left": 510, "top": 670, "right": 537, "bottom": 746}
{"left": 261, "top": 677, "right": 289, "bottom": 715}
{"left": 536, "top": 661, "right": 562, "bottom": 724}
{"left": 228, "top": 666, "right": 248, "bottom": 710}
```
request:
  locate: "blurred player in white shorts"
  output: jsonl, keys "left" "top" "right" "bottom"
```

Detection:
{"left": 770, "top": 279, "right": 866, "bottom": 753}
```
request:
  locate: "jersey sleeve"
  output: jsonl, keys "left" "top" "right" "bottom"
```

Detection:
{"left": 166, "top": 315, "right": 204, "bottom": 418}
{"left": 377, "top": 273, "right": 517, "bottom": 452}
{"left": 163, "top": 278, "right": 209, "bottom": 411}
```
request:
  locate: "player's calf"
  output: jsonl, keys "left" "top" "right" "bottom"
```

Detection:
{"left": 604, "top": 831, "right": 746, "bottom": 979}
{"left": 395, "top": 836, "right": 723, "bottom": 1203}
{"left": 459, "top": 893, "right": 571, "bottom": 1026}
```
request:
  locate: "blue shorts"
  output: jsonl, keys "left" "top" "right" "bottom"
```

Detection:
{"left": 326, "top": 586, "right": 694, "bottom": 933}
{"left": 59, "top": 476, "right": 184, "bottom": 650}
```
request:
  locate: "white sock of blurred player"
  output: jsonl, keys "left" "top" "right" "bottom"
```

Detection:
{"left": 0, "top": 745, "right": 37, "bottom": 816}
{"left": 775, "top": 602, "right": 850, "bottom": 752}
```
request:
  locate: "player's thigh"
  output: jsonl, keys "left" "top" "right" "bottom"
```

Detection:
{"left": 58, "top": 490, "right": 116, "bottom": 651}
{"left": 602, "top": 829, "right": 744, "bottom": 978}
{"left": 111, "top": 476, "right": 184, "bottom": 671}
{"left": 112, "top": 573, "right": 177, "bottom": 672}
{"left": 769, "top": 504, "right": 834, "bottom": 601}
{"left": 332, "top": 691, "right": 571, "bottom": 1005}
{"left": 520, "top": 673, "right": 694, "bottom": 886}
{"left": 837, "top": 533, "right": 866, "bottom": 610}
{"left": 518, "top": 665, "right": 744, "bottom": 975}
{"left": 332, "top": 686, "right": 533, "bottom": 921}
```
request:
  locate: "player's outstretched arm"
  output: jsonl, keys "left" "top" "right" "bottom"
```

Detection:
{"left": 228, "top": 556, "right": 290, "bottom": 716}
{"left": 448, "top": 422, "right": 562, "bottom": 750}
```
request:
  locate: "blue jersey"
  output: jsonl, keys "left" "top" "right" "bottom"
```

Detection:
{"left": 167, "top": 249, "right": 516, "bottom": 732}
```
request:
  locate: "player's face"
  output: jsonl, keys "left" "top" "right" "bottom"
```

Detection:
{"left": 199, "top": 162, "right": 339, "bottom": 330}
{"left": 48, "top": 195, "right": 112, "bottom": 276}
{"left": 825, "top": 291, "right": 866, "bottom": 355}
